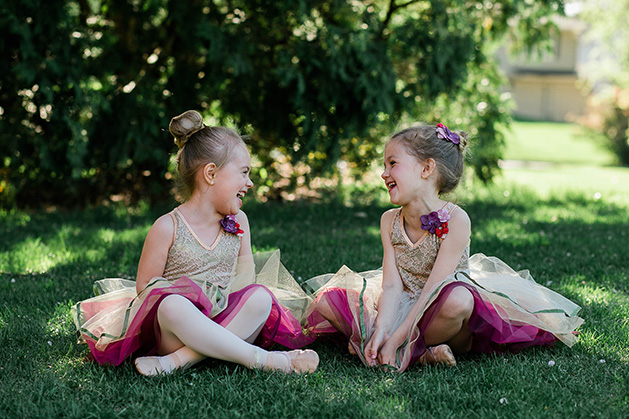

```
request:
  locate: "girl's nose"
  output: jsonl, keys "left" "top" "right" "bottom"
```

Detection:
{"left": 246, "top": 177, "right": 254, "bottom": 188}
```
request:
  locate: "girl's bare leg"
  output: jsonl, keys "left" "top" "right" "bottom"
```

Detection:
{"left": 422, "top": 286, "right": 474, "bottom": 353}
{"left": 309, "top": 299, "right": 357, "bottom": 355}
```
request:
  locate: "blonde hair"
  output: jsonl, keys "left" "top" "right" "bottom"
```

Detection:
{"left": 390, "top": 124, "right": 469, "bottom": 194}
{"left": 169, "top": 110, "right": 245, "bottom": 202}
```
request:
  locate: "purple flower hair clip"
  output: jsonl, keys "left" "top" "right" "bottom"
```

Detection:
{"left": 220, "top": 214, "right": 244, "bottom": 236}
{"left": 420, "top": 208, "right": 451, "bottom": 239}
{"left": 436, "top": 123, "right": 460, "bottom": 145}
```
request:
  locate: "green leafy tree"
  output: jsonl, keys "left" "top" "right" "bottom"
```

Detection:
{"left": 0, "top": 0, "right": 563, "bottom": 207}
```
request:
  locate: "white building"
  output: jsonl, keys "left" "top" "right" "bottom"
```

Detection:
{"left": 497, "top": 6, "right": 596, "bottom": 122}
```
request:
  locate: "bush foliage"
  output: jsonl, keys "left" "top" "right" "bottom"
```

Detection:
{"left": 0, "top": 0, "right": 563, "bottom": 207}
{"left": 579, "top": 0, "right": 629, "bottom": 166}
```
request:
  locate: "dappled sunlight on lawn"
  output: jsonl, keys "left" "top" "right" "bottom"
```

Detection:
{"left": 46, "top": 302, "right": 75, "bottom": 338}
{"left": 0, "top": 224, "right": 149, "bottom": 275}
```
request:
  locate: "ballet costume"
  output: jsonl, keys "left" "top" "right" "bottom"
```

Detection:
{"left": 72, "top": 208, "right": 314, "bottom": 366}
{"left": 305, "top": 203, "right": 584, "bottom": 371}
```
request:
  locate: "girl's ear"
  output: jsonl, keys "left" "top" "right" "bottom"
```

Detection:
{"left": 420, "top": 158, "right": 436, "bottom": 179}
{"left": 203, "top": 163, "right": 218, "bottom": 185}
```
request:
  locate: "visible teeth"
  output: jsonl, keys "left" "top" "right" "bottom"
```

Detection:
{"left": 237, "top": 192, "right": 245, "bottom": 198}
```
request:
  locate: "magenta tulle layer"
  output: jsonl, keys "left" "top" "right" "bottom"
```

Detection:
{"left": 307, "top": 282, "right": 557, "bottom": 368}
{"left": 82, "top": 277, "right": 315, "bottom": 366}
{"left": 409, "top": 282, "right": 556, "bottom": 363}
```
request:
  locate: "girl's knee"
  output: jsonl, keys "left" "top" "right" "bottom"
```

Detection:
{"left": 313, "top": 301, "right": 334, "bottom": 320}
{"left": 158, "top": 294, "right": 194, "bottom": 321}
{"left": 442, "top": 287, "right": 474, "bottom": 320}
{"left": 246, "top": 287, "right": 273, "bottom": 317}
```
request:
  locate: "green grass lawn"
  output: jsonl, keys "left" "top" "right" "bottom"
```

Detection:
{"left": 503, "top": 120, "right": 616, "bottom": 166}
{"left": 1, "top": 187, "right": 628, "bottom": 418}
{"left": 1, "top": 121, "right": 628, "bottom": 418}
{"left": 499, "top": 120, "right": 629, "bottom": 200}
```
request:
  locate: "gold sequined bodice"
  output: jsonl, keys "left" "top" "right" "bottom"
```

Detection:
{"left": 162, "top": 208, "right": 241, "bottom": 288}
{"left": 391, "top": 204, "right": 469, "bottom": 299}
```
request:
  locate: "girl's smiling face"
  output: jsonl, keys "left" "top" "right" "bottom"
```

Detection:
{"left": 211, "top": 145, "right": 254, "bottom": 215}
{"left": 381, "top": 140, "right": 424, "bottom": 206}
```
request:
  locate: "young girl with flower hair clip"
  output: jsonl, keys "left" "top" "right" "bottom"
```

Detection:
{"left": 72, "top": 110, "right": 318, "bottom": 375}
{"left": 305, "top": 122, "right": 583, "bottom": 371}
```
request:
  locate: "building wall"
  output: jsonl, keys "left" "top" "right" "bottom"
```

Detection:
{"left": 509, "top": 74, "right": 587, "bottom": 122}
{"left": 498, "top": 16, "right": 589, "bottom": 122}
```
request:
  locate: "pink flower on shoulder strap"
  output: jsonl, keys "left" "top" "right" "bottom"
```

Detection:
{"left": 420, "top": 208, "right": 451, "bottom": 239}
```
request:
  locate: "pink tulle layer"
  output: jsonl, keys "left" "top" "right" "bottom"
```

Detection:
{"left": 82, "top": 277, "right": 315, "bottom": 366}
{"left": 307, "top": 281, "right": 557, "bottom": 369}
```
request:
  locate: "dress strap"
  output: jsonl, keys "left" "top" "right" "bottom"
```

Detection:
{"left": 390, "top": 208, "right": 402, "bottom": 238}
{"left": 445, "top": 202, "right": 457, "bottom": 215}
{"left": 436, "top": 202, "right": 456, "bottom": 243}
{"left": 167, "top": 210, "right": 178, "bottom": 249}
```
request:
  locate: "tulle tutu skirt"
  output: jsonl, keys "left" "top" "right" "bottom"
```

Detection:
{"left": 72, "top": 251, "right": 315, "bottom": 366}
{"left": 305, "top": 253, "right": 584, "bottom": 372}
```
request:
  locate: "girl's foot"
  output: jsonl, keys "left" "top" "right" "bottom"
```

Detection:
{"left": 135, "top": 352, "right": 184, "bottom": 376}
{"left": 265, "top": 349, "right": 319, "bottom": 373}
{"left": 418, "top": 344, "right": 456, "bottom": 367}
{"left": 348, "top": 342, "right": 357, "bottom": 356}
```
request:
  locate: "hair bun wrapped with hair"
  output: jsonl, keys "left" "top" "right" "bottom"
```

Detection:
{"left": 169, "top": 110, "right": 206, "bottom": 149}
{"left": 455, "top": 130, "right": 469, "bottom": 152}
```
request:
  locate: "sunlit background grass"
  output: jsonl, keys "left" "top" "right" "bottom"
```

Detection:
{"left": 0, "top": 121, "right": 628, "bottom": 417}
{"left": 497, "top": 120, "right": 626, "bottom": 200}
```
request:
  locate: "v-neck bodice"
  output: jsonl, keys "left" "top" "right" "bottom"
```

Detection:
{"left": 390, "top": 204, "right": 469, "bottom": 298}
{"left": 162, "top": 208, "right": 241, "bottom": 288}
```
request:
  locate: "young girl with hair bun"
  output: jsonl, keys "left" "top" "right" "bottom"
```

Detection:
{"left": 72, "top": 110, "right": 318, "bottom": 375}
{"left": 305, "top": 123, "right": 583, "bottom": 371}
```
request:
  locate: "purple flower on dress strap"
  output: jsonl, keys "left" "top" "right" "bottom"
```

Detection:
{"left": 420, "top": 211, "right": 441, "bottom": 234}
{"left": 436, "top": 123, "right": 460, "bottom": 145}
{"left": 421, "top": 209, "right": 451, "bottom": 239}
{"left": 220, "top": 214, "right": 244, "bottom": 236}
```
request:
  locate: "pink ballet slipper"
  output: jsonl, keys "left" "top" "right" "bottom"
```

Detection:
{"left": 347, "top": 342, "right": 357, "bottom": 356}
{"left": 418, "top": 344, "right": 456, "bottom": 367}
{"left": 266, "top": 349, "right": 319, "bottom": 374}
{"left": 134, "top": 352, "right": 184, "bottom": 376}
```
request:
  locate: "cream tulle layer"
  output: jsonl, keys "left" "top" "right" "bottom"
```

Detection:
{"left": 453, "top": 254, "right": 583, "bottom": 346}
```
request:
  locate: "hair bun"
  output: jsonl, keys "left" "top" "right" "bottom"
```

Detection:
{"left": 455, "top": 130, "right": 469, "bottom": 153}
{"left": 169, "top": 110, "right": 206, "bottom": 149}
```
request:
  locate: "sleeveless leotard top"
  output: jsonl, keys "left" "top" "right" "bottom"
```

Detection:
{"left": 162, "top": 208, "right": 241, "bottom": 288}
{"left": 390, "top": 203, "right": 469, "bottom": 299}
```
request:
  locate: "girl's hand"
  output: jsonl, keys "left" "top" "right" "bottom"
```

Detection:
{"left": 365, "top": 209, "right": 404, "bottom": 366}
{"left": 377, "top": 329, "right": 406, "bottom": 368}
{"left": 364, "top": 329, "right": 387, "bottom": 367}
